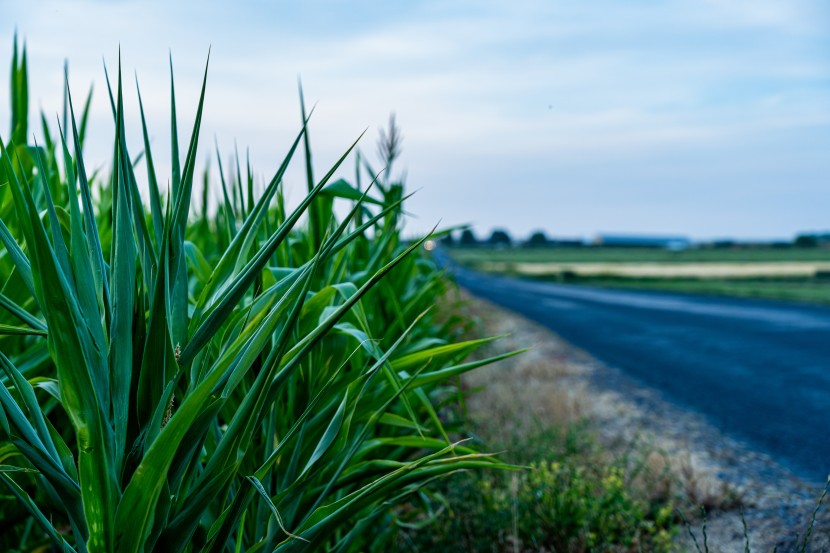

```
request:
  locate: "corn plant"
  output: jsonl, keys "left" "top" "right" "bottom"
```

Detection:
{"left": 0, "top": 38, "right": 519, "bottom": 552}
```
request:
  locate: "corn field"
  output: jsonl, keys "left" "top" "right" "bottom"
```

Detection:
{"left": 0, "top": 38, "right": 517, "bottom": 552}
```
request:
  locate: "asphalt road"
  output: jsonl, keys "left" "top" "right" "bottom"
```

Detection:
{"left": 443, "top": 255, "right": 830, "bottom": 482}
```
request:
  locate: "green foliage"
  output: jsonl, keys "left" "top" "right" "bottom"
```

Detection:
{"left": 514, "top": 459, "right": 675, "bottom": 551}
{"left": 0, "top": 37, "right": 512, "bottom": 552}
{"left": 794, "top": 234, "right": 819, "bottom": 248}
{"left": 395, "top": 428, "right": 677, "bottom": 553}
{"left": 525, "top": 230, "right": 549, "bottom": 247}
{"left": 487, "top": 229, "right": 512, "bottom": 247}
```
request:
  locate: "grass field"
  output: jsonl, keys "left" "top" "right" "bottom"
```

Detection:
{"left": 530, "top": 275, "right": 830, "bottom": 304}
{"left": 450, "top": 246, "right": 830, "bottom": 264}
{"left": 448, "top": 247, "right": 830, "bottom": 304}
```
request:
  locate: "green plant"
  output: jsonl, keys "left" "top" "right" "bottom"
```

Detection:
{"left": 395, "top": 426, "right": 677, "bottom": 553}
{"left": 515, "top": 459, "right": 675, "bottom": 551}
{"left": 0, "top": 37, "right": 517, "bottom": 552}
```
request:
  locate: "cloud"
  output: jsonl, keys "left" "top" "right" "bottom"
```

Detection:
{"left": 1, "top": 0, "right": 829, "bottom": 239}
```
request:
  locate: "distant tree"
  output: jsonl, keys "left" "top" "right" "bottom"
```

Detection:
{"left": 794, "top": 234, "right": 818, "bottom": 248}
{"left": 488, "top": 229, "right": 512, "bottom": 247}
{"left": 526, "top": 230, "right": 549, "bottom": 248}
{"left": 439, "top": 232, "right": 455, "bottom": 247}
{"left": 459, "top": 229, "right": 478, "bottom": 246}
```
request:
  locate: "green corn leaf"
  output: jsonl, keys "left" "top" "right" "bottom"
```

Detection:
{"left": 0, "top": 471, "right": 77, "bottom": 552}
{"left": 300, "top": 391, "right": 348, "bottom": 477}
{"left": 200, "top": 271, "right": 421, "bottom": 551}
{"left": 279, "top": 441, "right": 467, "bottom": 550}
{"left": 298, "top": 81, "right": 320, "bottom": 249}
{"left": 136, "top": 222, "right": 176, "bottom": 431}
{"left": 157, "top": 266, "right": 323, "bottom": 552}
{"left": 0, "top": 323, "right": 45, "bottom": 336}
{"left": 376, "top": 412, "right": 427, "bottom": 433}
{"left": 319, "top": 178, "right": 383, "bottom": 205}
{"left": 0, "top": 289, "right": 44, "bottom": 330}
{"left": 409, "top": 349, "right": 526, "bottom": 388}
{"left": 179, "top": 131, "right": 364, "bottom": 368}
{"left": 58, "top": 123, "right": 106, "bottom": 360}
{"left": 115, "top": 259, "right": 316, "bottom": 551}
{"left": 214, "top": 141, "right": 236, "bottom": 240}
{"left": 169, "top": 55, "right": 181, "bottom": 199}
{"left": 190, "top": 123, "right": 309, "bottom": 322}
{"left": 0, "top": 354, "right": 86, "bottom": 541}
{"left": 246, "top": 476, "right": 307, "bottom": 543}
{"left": 136, "top": 78, "right": 164, "bottom": 248}
{"left": 4, "top": 127, "right": 117, "bottom": 551}
{"left": 0, "top": 206, "right": 35, "bottom": 299}
{"left": 390, "top": 336, "right": 501, "bottom": 372}
{"left": 34, "top": 143, "right": 74, "bottom": 282}
{"left": 10, "top": 36, "right": 28, "bottom": 145}
{"left": 78, "top": 83, "right": 93, "bottom": 147}
{"left": 172, "top": 52, "right": 209, "bottom": 233}
{"left": 66, "top": 76, "right": 110, "bottom": 318}
{"left": 108, "top": 62, "right": 137, "bottom": 475}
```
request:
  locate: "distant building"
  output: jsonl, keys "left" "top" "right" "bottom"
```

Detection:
{"left": 592, "top": 234, "right": 691, "bottom": 250}
{"left": 549, "top": 239, "right": 586, "bottom": 248}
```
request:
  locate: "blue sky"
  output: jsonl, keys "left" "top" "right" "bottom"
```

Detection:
{"left": 2, "top": 0, "right": 829, "bottom": 240}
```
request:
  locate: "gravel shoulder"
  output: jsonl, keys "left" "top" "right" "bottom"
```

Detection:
{"left": 460, "top": 292, "right": 830, "bottom": 552}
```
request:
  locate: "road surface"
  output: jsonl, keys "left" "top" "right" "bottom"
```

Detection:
{"left": 443, "top": 255, "right": 830, "bottom": 482}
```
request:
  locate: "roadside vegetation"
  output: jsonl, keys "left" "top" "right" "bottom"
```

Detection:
{"left": 394, "top": 294, "right": 688, "bottom": 553}
{"left": 395, "top": 425, "right": 679, "bottom": 552}
{"left": 0, "top": 39, "right": 518, "bottom": 551}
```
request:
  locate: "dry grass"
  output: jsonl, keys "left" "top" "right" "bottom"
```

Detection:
{"left": 675, "top": 453, "right": 745, "bottom": 512}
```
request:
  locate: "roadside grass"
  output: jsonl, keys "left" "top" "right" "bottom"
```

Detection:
{"left": 421, "top": 293, "right": 830, "bottom": 552}
{"left": 394, "top": 427, "right": 678, "bottom": 552}
{"left": 393, "top": 293, "right": 694, "bottom": 552}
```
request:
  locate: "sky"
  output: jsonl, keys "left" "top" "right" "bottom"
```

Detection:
{"left": 2, "top": 0, "right": 829, "bottom": 241}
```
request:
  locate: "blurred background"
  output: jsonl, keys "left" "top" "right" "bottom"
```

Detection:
{"left": 2, "top": 0, "right": 829, "bottom": 243}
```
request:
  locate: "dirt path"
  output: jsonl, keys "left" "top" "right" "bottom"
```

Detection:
{"left": 460, "top": 292, "right": 830, "bottom": 552}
